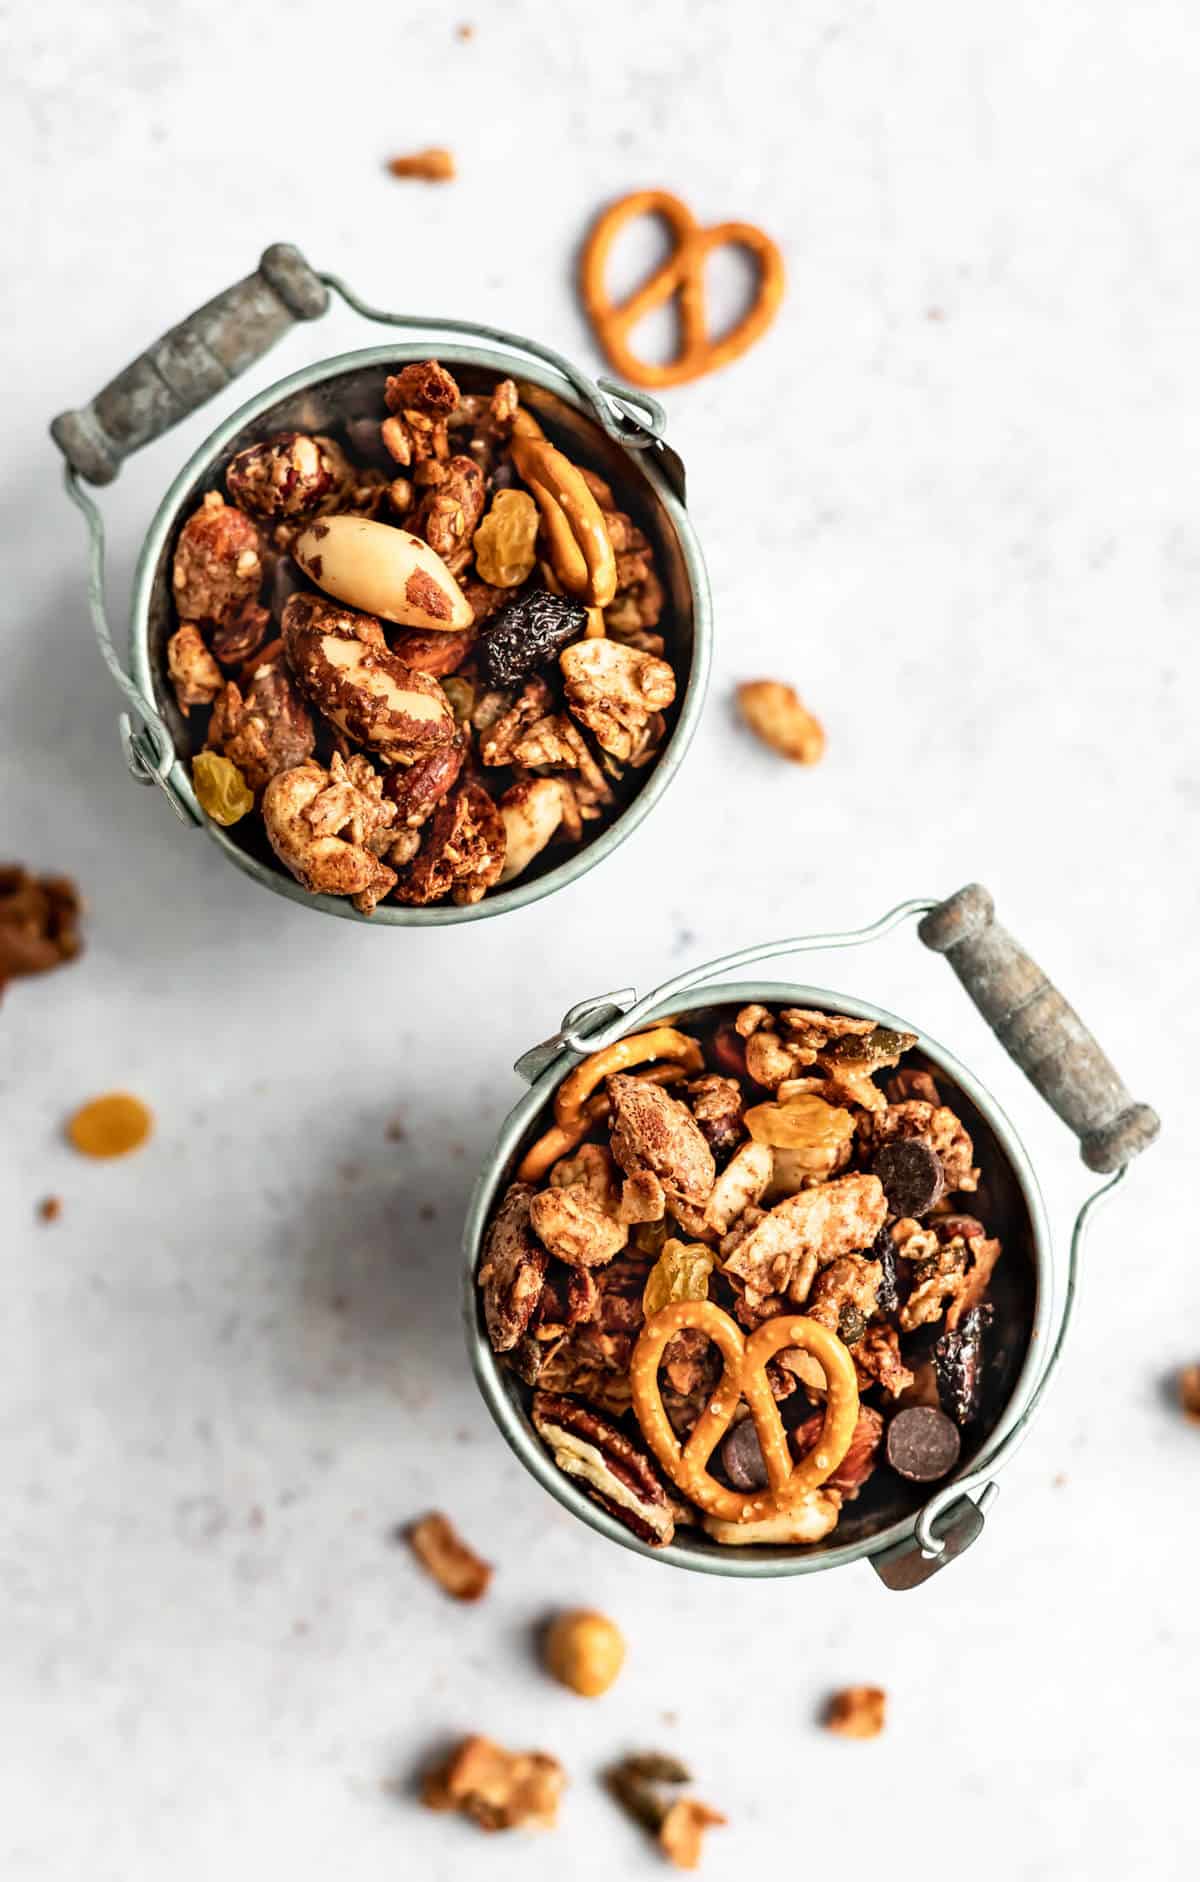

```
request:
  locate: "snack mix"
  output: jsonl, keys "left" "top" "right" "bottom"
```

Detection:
{"left": 163, "top": 362, "right": 677, "bottom": 913}
{"left": 476, "top": 1004, "right": 1007, "bottom": 1549}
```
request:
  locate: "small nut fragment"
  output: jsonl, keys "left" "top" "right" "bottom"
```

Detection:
{"left": 421, "top": 1735, "right": 564, "bottom": 1832}
{"left": 66, "top": 1092, "right": 153, "bottom": 1159}
{"left": 1180, "top": 1364, "right": 1200, "bottom": 1424}
{"left": 293, "top": 514, "right": 472, "bottom": 631}
{"left": 0, "top": 866, "right": 82, "bottom": 993}
{"left": 406, "top": 1511, "right": 492, "bottom": 1601}
{"left": 659, "top": 1798, "right": 728, "bottom": 1871}
{"left": 172, "top": 491, "right": 263, "bottom": 627}
{"left": 473, "top": 488, "right": 540, "bottom": 587}
{"left": 167, "top": 624, "right": 222, "bottom": 712}
{"left": 542, "top": 1608, "right": 625, "bottom": 1696}
{"left": 737, "top": 680, "right": 825, "bottom": 764}
{"left": 498, "top": 777, "right": 564, "bottom": 883}
{"left": 824, "top": 1685, "right": 887, "bottom": 1740}
{"left": 387, "top": 146, "right": 456, "bottom": 182}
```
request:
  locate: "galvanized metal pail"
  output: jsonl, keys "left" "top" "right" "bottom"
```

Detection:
{"left": 463, "top": 886, "right": 1159, "bottom": 1589}
{"left": 50, "top": 243, "right": 712, "bottom": 926}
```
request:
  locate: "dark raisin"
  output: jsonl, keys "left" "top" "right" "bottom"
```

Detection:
{"left": 934, "top": 1304, "right": 993, "bottom": 1427}
{"left": 476, "top": 588, "right": 588, "bottom": 687}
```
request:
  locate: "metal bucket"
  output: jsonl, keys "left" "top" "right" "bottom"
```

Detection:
{"left": 463, "top": 887, "right": 1159, "bottom": 1589}
{"left": 51, "top": 243, "right": 712, "bottom": 926}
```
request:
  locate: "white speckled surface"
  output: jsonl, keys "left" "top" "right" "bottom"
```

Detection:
{"left": 3, "top": 4, "right": 1197, "bottom": 1876}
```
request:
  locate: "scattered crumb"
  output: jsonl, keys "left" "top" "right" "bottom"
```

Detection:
{"left": 292, "top": 1619, "right": 310, "bottom": 1636}
{"left": 824, "top": 1685, "right": 887, "bottom": 1739}
{"left": 248, "top": 1506, "right": 265, "bottom": 1530}
{"left": 422, "top": 1736, "right": 564, "bottom": 1832}
{"left": 386, "top": 1118, "right": 407, "bottom": 1142}
{"left": 387, "top": 147, "right": 456, "bottom": 183}
{"left": 419, "top": 1202, "right": 437, "bottom": 1222}
{"left": 660, "top": 1798, "right": 727, "bottom": 1871}
{"left": 37, "top": 1196, "right": 62, "bottom": 1222}
{"left": 926, "top": 306, "right": 945, "bottom": 322}
{"left": 1179, "top": 1364, "right": 1200, "bottom": 1423}
{"left": 406, "top": 1511, "right": 493, "bottom": 1601}
{"left": 456, "top": 21, "right": 474, "bottom": 38}
{"left": 736, "top": 680, "right": 825, "bottom": 765}
{"left": 661, "top": 1710, "right": 679, "bottom": 1727}
{"left": 1052, "top": 1472, "right": 1068, "bottom": 1488}
{"left": 338, "top": 1160, "right": 362, "bottom": 1184}
{"left": 330, "top": 1293, "right": 349, "bottom": 1314}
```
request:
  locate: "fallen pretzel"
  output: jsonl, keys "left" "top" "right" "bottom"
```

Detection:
{"left": 630, "top": 1300, "right": 859, "bottom": 1524}
{"left": 580, "top": 189, "right": 786, "bottom": 389}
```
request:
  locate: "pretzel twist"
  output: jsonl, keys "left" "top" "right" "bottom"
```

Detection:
{"left": 631, "top": 1301, "right": 859, "bottom": 1523}
{"left": 580, "top": 189, "right": 786, "bottom": 390}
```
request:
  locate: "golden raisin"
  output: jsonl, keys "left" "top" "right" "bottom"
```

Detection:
{"left": 473, "top": 489, "right": 539, "bottom": 587}
{"left": 744, "top": 1093, "right": 856, "bottom": 1163}
{"left": 66, "top": 1092, "right": 153, "bottom": 1159}
{"left": 543, "top": 1609, "right": 626, "bottom": 1696}
{"left": 192, "top": 751, "right": 253, "bottom": 826}
{"left": 643, "top": 1239, "right": 714, "bottom": 1318}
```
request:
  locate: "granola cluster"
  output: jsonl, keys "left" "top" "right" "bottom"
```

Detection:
{"left": 476, "top": 1002, "right": 1007, "bottom": 1550}
{"left": 164, "top": 361, "right": 676, "bottom": 913}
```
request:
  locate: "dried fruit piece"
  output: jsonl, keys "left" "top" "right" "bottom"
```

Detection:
{"left": 872, "top": 1139, "right": 945, "bottom": 1217}
{"left": 824, "top": 1686, "right": 887, "bottom": 1740}
{"left": 885, "top": 1405, "right": 961, "bottom": 1482}
{"left": 406, "top": 1511, "right": 492, "bottom": 1601}
{"left": 642, "top": 1239, "right": 714, "bottom": 1317}
{"left": 476, "top": 588, "right": 588, "bottom": 687}
{"left": 542, "top": 1608, "right": 625, "bottom": 1696}
{"left": 737, "top": 679, "right": 824, "bottom": 763}
{"left": 473, "top": 488, "right": 539, "bottom": 587}
{"left": 66, "top": 1092, "right": 153, "bottom": 1159}
{"left": 422, "top": 1735, "right": 564, "bottom": 1831}
{"left": 191, "top": 751, "right": 254, "bottom": 826}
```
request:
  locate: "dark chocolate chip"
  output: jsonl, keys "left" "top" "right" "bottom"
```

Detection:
{"left": 885, "top": 1405, "right": 962, "bottom": 1483}
{"left": 871, "top": 1140, "right": 945, "bottom": 1218}
{"left": 720, "top": 1417, "right": 768, "bottom": 1491}
{"left": 934, "top": 1305, "right": 993, "bottom": 1427}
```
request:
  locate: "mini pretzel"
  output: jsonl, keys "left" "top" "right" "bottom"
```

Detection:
{"left": 553, "top": 1025, "right": 704, "bottom": 1130}
{"left": 516, "top": 1063, "right": 688, "bottom": 1184}
{"left": 631, "top": 1301, "right": 859, "bottom": 1524}
{"left": 509, "top": 432, "right": 617, "bottom": 609}
{"left": 580, "top": 189, "right": 786, "bottom": 390}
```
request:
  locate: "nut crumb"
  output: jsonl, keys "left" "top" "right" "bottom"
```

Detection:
{"left": 407, "top": 1510, "right": 492, "bottom": 1601}
{"left": 456, "top": 21, "right": 474, "bottom": 38}
{"left": 737, "top": 680, "right": 825, "bottom": 764}
{"left": 38, "top": 1196, "right": 62, "bottom": 1223}
{"left": 422, "top": 1735, "right": 564, "bottom": 1831}
{"left": 660, "top": 1797, "right": 727, "bottom": 1871}
{"left": 0, "top": 866, "right": 83, "bottom": 995}
{"left": 824, "top": 1685, "right": 887, "bottom": 1739}
{"left": 606, "top": 1754, "right": 724, "bottom": 1869}
{"left": 1179, "top": 1364, "right": 1200, "bottom": 1423}
{"left": 387, "top": 147, "right": 456, "bottom": 182}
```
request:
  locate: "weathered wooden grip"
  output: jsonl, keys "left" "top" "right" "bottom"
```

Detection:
{"left": 919, "top": 885, "right": 1159, "bottom": 1173}
{"left": 50, "top": 243, "right": 329, "bottom": 485}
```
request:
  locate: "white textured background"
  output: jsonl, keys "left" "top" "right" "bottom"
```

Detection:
{"left": 3, "top": 3, "right": 1197, "bottom": 1877}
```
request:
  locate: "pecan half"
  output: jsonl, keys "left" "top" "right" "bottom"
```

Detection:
{"left": 478, "top": 1182, "right": 548, "bottom": 1352}
{"left": 383, "top": 741, "right": 466, "bottom": 828}
{"left": 531, "top": 1391, "right": 675, "bottom": 1545}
